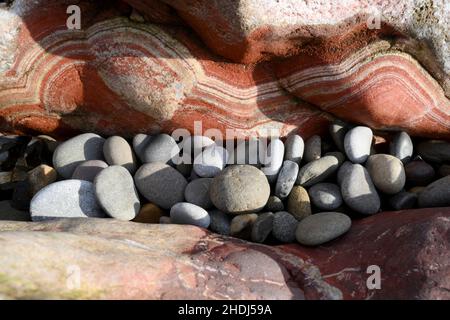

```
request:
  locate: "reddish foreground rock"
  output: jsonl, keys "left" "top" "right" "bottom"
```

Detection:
{"left": 0, "top": 208, "right": 448, "bottom": 299}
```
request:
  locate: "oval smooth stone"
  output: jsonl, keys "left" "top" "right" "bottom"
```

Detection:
{"left": 296, "top": 155, "right": 340, "bottom": 187}
{"left": 94, "top": 166, "right": 140, "bottom": 221}
{"left": 275, "top": 160, "right": 299, "bottom": 199}
{"left": 170, "top": 202, "right": 210, "bottom": 228}
{"left": 344, "top": 126, "right": 373, "bottom": 164}
{"left": 272, "top": 211, "right": 298, "bottom": 243}
{"left": 261, "top": 138, "right": 284, "bottom": 183}
{"left": 417, "top": 140, "right": 450, "bottom": 163}
{"left": 103, "top": 136, "right": 136, "bottom": 173}
{"left": 418, "top": 176, "right": 450, "bottom": 208}
{"left": 72, "top": 160, "right": 108, "bottom": 182}
{"left": 366, "top": 154, "right": 406, "bottom": 194}
{"left": 304, "top": 135, "right": 321, "bottom": 163}
{"left": 308, "top": 183, "right": 342, "bottom": 211}
{"left": 30, "top": 180, "right": 105, "bottom": 221}
{"left": 296, "top": 212, "right": 351, "bottom": 246}
{"left": 284, "top": 135, "right": 304, "bottom": 164}
{"left": 142, "top": 133, "right": 180, "bottom": 164}
{"left": 287, "top": 185, "right": 311, "bottom": 220}
{"left": 389, "top": 131, "right": 413, "bottom": 163}
{"left": 193, "top": 145, "right": 228, "bottom": 178}
{"left": 53, "top": 133, "right": 105, "bottom": 178}
{"left": 341, "top": 163, "right": 380, "bottom": 215}
{"left": 404, "top": 160, "right": 435, "bottom": 186}
{"left": 134, "top": 162, "right": 188, "bottom": 209}
{"left": 337, "top": 161, "right": 353, "bottom": 186}
{"left": 184, "top": 178, "right": 213, "bottom": 209}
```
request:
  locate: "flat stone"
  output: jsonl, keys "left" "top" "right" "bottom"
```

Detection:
{"left": 265, "top": 195, "right": 284, "bottom": 212}
{"left": 261, "top": 138, "right": 284, "bottom": 183}
{"left": 296, "top": 212, "right": 352, "bottom": 246}
{"left": 404, "top": 160, "right": 436, "bottom": 186}
{"left": 184, "top": 178, "right": 213, "bottom": 209}
{"left": 418, "top": 176, "right": 450, "bottom": 208}
{"left": 304, "top": 135, "right": 321, "bottom": 163}
{"left": 390, "top": 131, "right": 413, "bottom": 163}
{"left": 344, "top": 126, "right": 373, "bottom": 164}
{"left": 389, "top": 191, "right": 417, "bottom": 210}
{"left": 251, "top": 212, "right": 274, "bottom": 243}
{"left": 329, "top": 120, "right": 349, "bottom": 152}
{"left": 133, "top": 203, "right": 165, "bottom": 223}
{"left": 0, "top": 200, "right": 30, "bottom": 221}
{"left": 417, "top": 140, "right": 450, "bottom": 163}
{"left": 284, "top": 135, "right": 304, "bottom": 164}
{"left": 209, "top": 210, "right": 231, "bottom": 235}
{"left": 30, "top": 180, "right": 105, "bottom": 221}
{"left": 230, "top": 213, "right": 258, "bottom": 239}
{"left": 27, "top": 164, "right": 57, "bottom": 196}
{"left": 308, "top": 183, "right": 342, "bottom": 210}
{"left": 341, "top": 163, "right": 380, "bottom": 215}
{"left": 94, "top": 166, "right": 140, "bottom": 221}
{"left": 275, "top": 160, "right": 299, "bottom": 199}
{"left": 53, "top": 133, "right": 105, "bottom": 178}
{"left": 142, "top": 133, "right": 179, "bottom": 164}
{"left": 132, "top": 134, "right": 152, "bottom": 162}
{"left": 72, "top": 160, "right": 108, "bottom": 182}
{"left": 272, "top": 211, "right": 298, "bottom": 243}
{"left": 103, "top": 136, "right": 137, "bottom": 173}
{"left": 193, "top": 145, "right": 228, "bottom": 177}
{"left": 296, "top": 155, "right": 340, "bottom": 187}
{"left": 287, "top": 185, "right": 311, "bottom": 220}
{"left": 134, "top": 162, "right": 188, "bottom": 209}
{"left": 210, "top": 165, "right": 270, "bottom": 214}
{"left": 366, "top": 154, "right": 405, "bottom": 194}
{"left": 170, "top": 202, "right": 210, "bottom": 228}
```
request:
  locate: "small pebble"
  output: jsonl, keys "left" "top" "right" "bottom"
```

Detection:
{"left": 170, "top": 202, "right": 210, "bottom": 228}
{"left": 103, "top": 136, "right": 136, "bottom": 173}
{"left": 94, "top": 165, "right": 140, "bottom": 221}
{"left": 296, "top": 155, "right": 340, "bottom": 187}
{"left": 209, "top": 210, "right": 231, "bottom": 235}
{"left": 261, "top": 138, "right": 284, "bottom": 183}
{"left": 272, "top": 211, "right": 298, "bottom": 243}
{"left": 72, "top": 160, "right": 108, "bottom": 182}
{"left": 275, "top": 160, "right": 299, "bottom": 199}
{"left": 284, "top": 135, "right": 304, "bottom": 164}
{"left": 296, "top": 212, "right": 351, "bottom": 246}
{"left": 304, "top": 135, "right": 321, "bottom": 163}
{"left": 184, "top": 178, "right": 213, "bottom": 209}
{"left": 193, "top": 145, "right": 228, "bottom": 177}
{"left": 344, "top": 126, "right": 373, "bottom": 163}
{"left": 251, "top": 212, "right": 274, "bottom": 243}
{"left": 27, "top": 164, "right": 57, "bottom": 196}
{"left": 366, "top": 154, "right": 405, "bottom": 194}
{"left": 142, "top": 133, "right": 179, "bottom": 164}
{"left": 133, "top": 203, "right": 164, "bottom": 223}
{"left": 417, "top": 140, "right": 450, "bottom": 163}
{"left": 390, "top": 131, "right": 413, "bottom": 163}
{"left": 287, "top": 185, "right": 311, "bottom": 220}
{"left": 308, "top": 183, "right": 342, "bottom": 211}
{"left": 404, "top": 160, "right": 435, "bottom": 186}
{"left": 230, "top": 213, "right": 258, "bottom": 239}
{"left": 418, "top": 175, "right": 450, "bottom": 208}
{"left": 389, "top": 191, "right": 417, "bottom": 210}
{"left": 265, "top": 195, "right": 284, "bottom": 212}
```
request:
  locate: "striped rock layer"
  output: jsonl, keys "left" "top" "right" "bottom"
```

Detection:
{"left": 0, "top": 0, "right": 449, "bottom": 139}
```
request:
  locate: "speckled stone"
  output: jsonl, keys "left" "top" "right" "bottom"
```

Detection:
{"left": 418, "top": 176, "right": 450, "bottom": 208}
{"left": 209, "top": 209, "right": 231, "bottom": 235}
{"left": 344, "top": 126, "right": 373, "bottom": 164}
{"left": 103, "top": 136, "right": 136, "bottom": 173}
{"left": 72, "top": 160, "right": 108, "bottom": 182}
{"left": 275, "top": 160, "right": 299, "bottom": 199}
{"left": 265, "top": 195, "right": 284, "bottom": 212}
{"left": 366, "top": 154, "right": 405, "bottom": 194}
{"left": 308, "top": 183, "right": 342, "bottom": 211}
{"left": 296, "top": 155, "right": 340, "bottom": 187}
{"left": 184, "top": 178, "right": 213, "bottom": 209}
{"left": 390, "top": 131, "right": 413, "bottom": 163}
{"left": 304, "top": 135, "right": 321, "bottom": 163}
{"left": 284, "top": 135, "right": 304, "bottom": 164}
{"left": 287, "top": 185, "right": 311, "bottom": 220}
{"left": 251, "top": 212, "right": 274, "bottom": 243}
{"left": 170, "top": 202, "right": 210, "bottom": 228}
{"left": 272, "top": 211, "right": 298, "bottom": 243}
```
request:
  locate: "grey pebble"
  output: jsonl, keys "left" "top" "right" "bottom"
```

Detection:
{"left": 261, "top": 138, "right": 284, "bottom": 183}
{"left": 251, "top": 212, "right": 274, "bottom": 243}
{"left": 284, "top": 135, "right": 304, "bottom": 164}
{"left": 142, "top": 133, "right": 179, "bottom": 164}
{"left": 209, "top": 210, "right": 231, "bottom": 235}
{"left": 304, "top": 135, "right": 321, "bottom": 163}
{"left": 193, "top": 145, "right": 228, "bottom": 177}
{"left": 296, "top": 155, "right": 340, "bottom": 187}
{"left": 390, "top": 131, "right": 413, "bottom": 163}
{"left": 418, "top": 175, "right": 450, "bottom": 208}
{"left": 103, "top": 136, "right": 136, "bottom": 173}
{"left": 72, "top": 160, "right": 108, "bottom": 182}
{"left": 184, "top": 178, "right": 213, "bottom": 209}
{"left": 275, "top": 160, "right": 299, "bottom": 199}
{"left": 132, "top": 134, "right": 152, "bottom": 162}
{"left": 329, "top": 120, "right": 349, "bottom": 152}
{"left": 170, "top": 202, "right": 210, "bottom": 228}
{"left": 344, "top": 126, "right": 373, "bottom": 164}
{"left": 272, "top": 211, "right": 298, "bottom": 243}
{"left": 308, "top": 183, "right": 342, "bottom": 210}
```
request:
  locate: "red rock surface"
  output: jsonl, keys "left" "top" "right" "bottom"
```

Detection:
{"left": 0, "top": 208, "right": 448, "bottom": 299}
{"left": 0, "top": 0, "right": 449, "bottom": 139}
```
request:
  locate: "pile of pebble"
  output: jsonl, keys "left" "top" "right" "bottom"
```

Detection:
{"left": 1, "top": 120, "right": 450, "bottom": 246}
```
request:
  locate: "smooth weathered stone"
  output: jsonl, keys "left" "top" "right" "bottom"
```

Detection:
{"left": 230, "top": 213, "right": 258, "bottom": 239}
{"left": 275, "top": 160, "right": 299, "bottom": 199}
{"left": 272, "top": 211, "right": 298, "bottom": 243}
{"left": 304, "top": 135, "right": 321, "bottom": 163}
{"left": 404, "top": 160, "right": 436, "bottom": 186}
{"left": 261, "top": 139, "right": 284, "bottom": 183}
{"left": 133, "top": 203, "right": 165, "bottom": 224}
{"left": 27, "top": 164, "right": 57, "bottom": 196}
{"left": 184, "top": 178, "right": 213, "bottom": 209}
{"left": 142, "top": 134, "right": 180, "bottom": 164}
{"left": 366, "top": 154, "right": 405, "bottom": 194}
{"left": 265, "top": 195, "right": 284, "bottom": 212}
{"left": 103, "top": 136, "right": 136, "bottom": 173}
{"left": 53, "top": 133, "right": 105, "bottom": 178}
{"left": 229, "top": 138, "right": 265, "bottom": 166}
{"left": 296, "top": 212, "right": 352, "bottom": 246}
{"left": 329, "top": 120, "right": 349, "bottom": 152}
{"left": 132, "top": 134, "right": 152, "bottom": 162}
{"left": 210, "top": 165, "right": 270, "bottom": 214}
{"left": 72, "top": 160, "right": 108, "bottom": 182}
{"left": 193, "top": 145, "right": 228, "bottom": 178}
{"left": 284, "top": 135, "right": 304, "bottom": 164}
{"left": 418, "top": 176, "right": 450, "bottom": 208}
{"left": 341, "top": 163, "right": 380, "bottom": 215}
{"left": 134, "top": 162, "right": 188, "bottom": 209}
{"left": 439, "top": 164, "right": 450, "bottom": 177}
{"left": 209, "top": 210, "right": 231, "bottom": 235}
{"left": 417, "top": 140, "right": 450, "bottom": 163}
{"left": 170, "top": 202, "right": 210, "bottom": 228}
{"left": 251, "top": 212, "right": 274, "bottom": 243}
{"left": 308, "top": 183, "right": 342, "bottom": 211}
{"left": 296, "top": 155, "right": 340, "bottom": 187}
{"left": 337, "top": 161, "right": 353, "bottom": 186}
{"left": 0, "top": 200, "right": 30, "bottom": 221}
{"left": 94, "top": 166, "right": 140, "bottom": 221}
{"left": 287, "top": 186, "right": 311, "bottom": 220}
{"left": 390, "top": 131, "right": 413, "bottom": 163}
{"left": 30, "top": 180, "right": 105, "bottom": 221}
{"left": 344, "top": 126, "right": 373, "bottom": 164}
{"left": 389, "top": 191, "right": 417, "bottom": 210}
